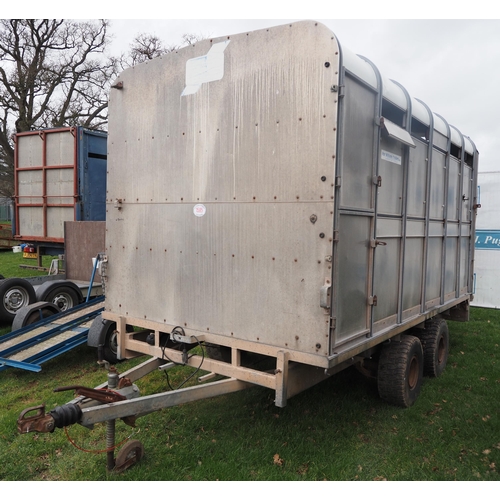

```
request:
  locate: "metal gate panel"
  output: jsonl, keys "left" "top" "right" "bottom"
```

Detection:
{"left": 377, "top": 137, "right": 404, "bottom": 216}
{"left": 17, "top": 170, "right": 43, "bottom": 200}
{"left": 402, "top": 237, "right": 424, "bottom": 313}
{"left": 17, "top": 134, "right": 43, "bottom": 168}
{"left": 105, "top": 202, "right": 334, "bottom": 355}
{"left": 429, "top": 151, "right": 446, "bottom": 220}
{"left": 335, "top": 213, "right": 371, "bottom": 342}
{"left": 447, "top": 158, "right": 461, "bottom": 220}
{"left": 407, "top": 142, "right": 428, "bottom": 218}
{"left": 45, "top": 131, "right": 75, "bottom": 166}
{"left": 339, "top": 77, "right": 376, "bottom": 211}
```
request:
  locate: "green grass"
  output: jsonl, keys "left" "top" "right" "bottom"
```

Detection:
{"left": 0, "top": 247, "right": 499, "bottom": 480}
{"left": 0, "top": 249, "right": 56, "bottom": 279}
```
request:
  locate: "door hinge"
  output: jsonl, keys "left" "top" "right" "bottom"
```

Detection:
{"left": 330, "top": 316, "right": 337, "bottom": 332}
{"left": 368, "top": 295, "right": 378, "bottom": 306}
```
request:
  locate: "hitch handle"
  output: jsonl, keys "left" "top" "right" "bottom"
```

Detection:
{"left": 17, "top": 405, "right": 55, "bottom": 434}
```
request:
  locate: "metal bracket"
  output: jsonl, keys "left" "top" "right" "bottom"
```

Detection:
{"left": 320, "top": 279, "right": 331, "bottom": 310}
{"left": 370, "top": 239, "right": 387, "bottom": 248}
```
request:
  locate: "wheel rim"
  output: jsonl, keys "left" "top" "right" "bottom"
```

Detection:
{"left": 408, "top": 355, "right": 419, "bottom": 390}
{"left": 3, "top": 287, "right": 30, "bottom": 313}
{"left": 51, "top": 292, "right": 74, "bottom": 311}
{"left": 108, "top": 328, "right": 118, "bottom": 355}
{"left": 114, "top": 440, "right": 144, "bottom": 472}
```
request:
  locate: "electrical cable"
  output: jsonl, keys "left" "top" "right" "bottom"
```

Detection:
{"left": 160, "top": 327, "right": 206, "bottom": 391}
{"left": 64, "top": 426, "right": 140, "bottom": 454}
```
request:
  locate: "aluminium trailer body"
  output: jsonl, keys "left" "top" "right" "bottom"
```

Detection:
{"left": 102, "top": 20, "right": 478, "bottom": 393}
{"left": 18, "top": 21, "right": 479, "bottom": 471}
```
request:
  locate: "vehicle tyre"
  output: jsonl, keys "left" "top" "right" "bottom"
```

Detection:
{"left": 36, "top": 281, "right": 83, "bottom": 312}
{"left": 418, "top": 318, "right": 449, "bottom": 377}
{"left": 88, "top": 315, "right": 134, "bottom": 364}
{"left": 114, "top": 440, "right": 144, "bottom": 472}
{"left": 0, "top": 278, "right": 36, "bottom": 323}
{"left": 11, "top": 301, "right": 60, "bottom": 331}
{"left": 377, "top": 335, "right": 424, "bottom": 408}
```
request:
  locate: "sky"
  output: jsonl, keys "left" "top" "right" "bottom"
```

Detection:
{"left": 104, "top": 15, "right": 499, "bottom": 173}
{"left": 10, "top": 4, "right": 498, "bottom": 174}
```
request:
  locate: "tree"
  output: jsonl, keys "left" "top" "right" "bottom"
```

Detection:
{"left": 0, "top": 19, "right": 205, "bottom": 199}
{"left": 127, "top": 32, "right": 205, "bottom": 66}
{"left": 0, "top": 19, "right": 119, "bottom": 198}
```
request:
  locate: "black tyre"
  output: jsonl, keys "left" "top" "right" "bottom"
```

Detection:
{"left": 101, "top": 320, "right": 120, "bottom": 364}
{"left": 11, "top": 301, "right": 60, "bottom": 331}
{"left": 0, "top": 278, "right": 36, "bottom": 323}
{"left": 377, "top": 335, "right": 424, "bottom": 408}
{"left": 114, "top": 440, "right": 145, "bottom": 472}
{"left": 36, "top": 281, "right": 83, "bottom": 312}
{"left": 418, "top": 318, "right": 449, "bottom": 377}
{"left": 88, "top": 315, "right": 133, "bottom": 364}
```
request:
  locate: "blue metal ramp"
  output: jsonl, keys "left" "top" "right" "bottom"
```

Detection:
{"left": 0, "top": 296, "right": 104, "bottom": 372}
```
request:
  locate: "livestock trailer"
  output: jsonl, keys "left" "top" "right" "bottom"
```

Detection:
{"left": 18, "top": 21, "right": 479, "bottom": 471}
{"left": 13, "top": 126, "right": 107, "bottom": 264}
{"left": 472, "top": 171, "right": 500, "bottom": 308}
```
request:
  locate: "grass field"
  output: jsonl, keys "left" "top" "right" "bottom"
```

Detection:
{"left": 0, "top": 251, "right": 499, "bottom": 481}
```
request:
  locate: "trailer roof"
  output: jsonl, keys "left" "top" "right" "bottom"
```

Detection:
{"left": 341, "top": 41, "right": 475, "bottom": 155}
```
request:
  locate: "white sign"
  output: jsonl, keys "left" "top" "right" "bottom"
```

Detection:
{"left": 182, "top": 41, "right": 230, "bottom": 96}
{"left": 193, "top": 204, "right": 207, "bottom": 217}
{"left": 381, "top": 149, "right": 402, "bottom": 165}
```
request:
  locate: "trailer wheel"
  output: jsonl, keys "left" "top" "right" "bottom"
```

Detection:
{"left": 114, "top": 440, "right": 144, "bottom": 472}
{"left": 377, "top": 335, "right": 423, "bottom": 408}
{"left": 102, "top": 320, "right": 119, "bottom": 364}
{"left": 0, "top": 278, "right": 36, "bottom": 323}
{"left": 36, "top": 281, "right": 83, "bottom": 312}
{"left": 88, "top": 315, "right": 134, "bottom": 364}
{"left": 11, "top": 301, "right": 60, "bottom": 331}
{"left": 418, "top": 318, "right": 449, "bottom": 377}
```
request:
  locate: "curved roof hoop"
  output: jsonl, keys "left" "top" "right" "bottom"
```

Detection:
{"left": 356, "top": 54, "right": 383, "bottom": 338}
{"left": 389, "top": 79, "right": 413, "bottom": 324}
{"left": 415, "top": 98, "right": 435, "bottom": 312}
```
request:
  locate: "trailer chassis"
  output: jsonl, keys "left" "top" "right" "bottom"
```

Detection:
{"left": 17, "top": 333, "right": 354, "bottom": 472}
{"left": 17, "top": 295, "right": 468, "bottom": 472}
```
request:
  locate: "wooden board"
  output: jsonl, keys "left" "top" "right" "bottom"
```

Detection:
{"left": 64, "top": 221, "right": 105, "bottom": 282}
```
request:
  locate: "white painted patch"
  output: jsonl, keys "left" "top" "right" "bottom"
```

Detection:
{"left": 181, "top": 41, "right": 230, "bottom": 96}
{"left": 381, "top": 149, "right": 402, "bottom": 165}
{"left": 193, "top": 204, "right": 207, "bottom": 217}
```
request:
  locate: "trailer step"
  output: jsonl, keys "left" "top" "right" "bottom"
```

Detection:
{"left": 0, "top": 296, "right": 104, "bottom": 372}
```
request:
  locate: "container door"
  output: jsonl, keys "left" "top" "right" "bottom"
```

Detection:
{"left": 15, "top": 128, "right": 77, "bottom": 243}
{"left": 78, "top": 129, "right": 107, "bottom": 221}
